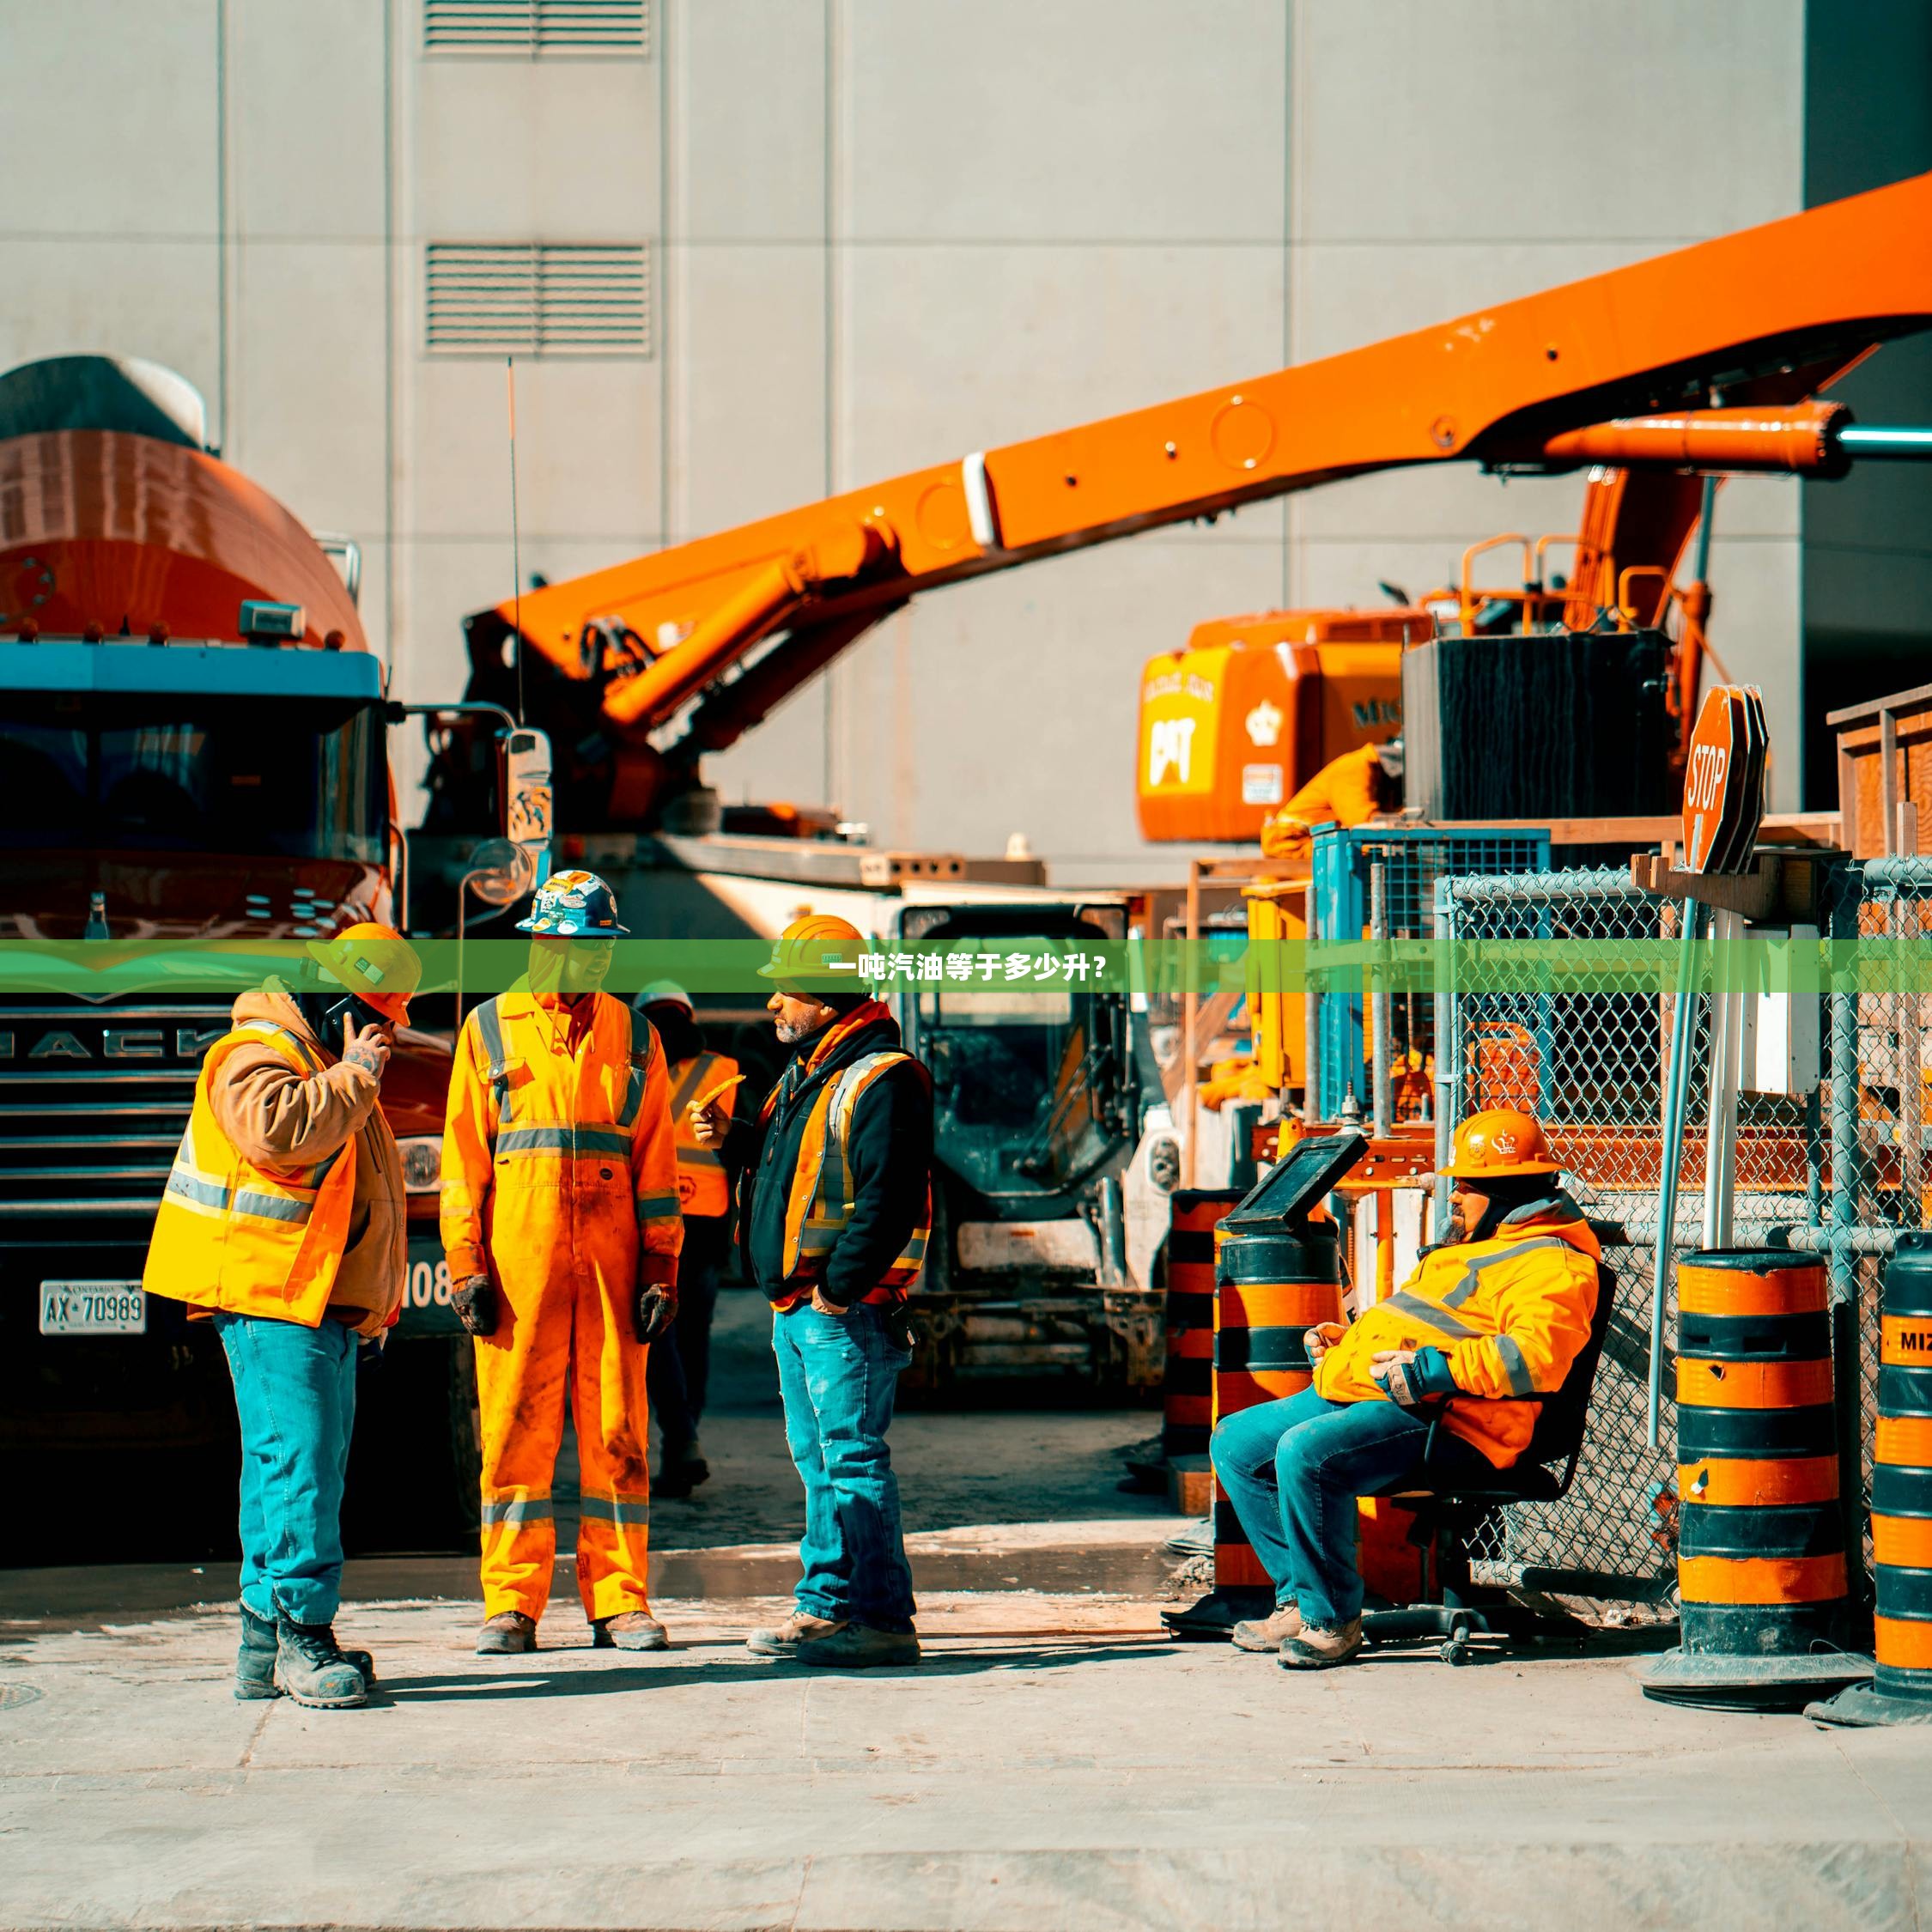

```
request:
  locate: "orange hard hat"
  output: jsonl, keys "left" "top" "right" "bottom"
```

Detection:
{"left": 306, "top": 922, "right": 422, "bottom": 1026}
{"left": 757, "top": 913, "right": 869, "bottom": 991}
{"left": 1438, "top": 1107, "right": 1558, "bottom": 1180}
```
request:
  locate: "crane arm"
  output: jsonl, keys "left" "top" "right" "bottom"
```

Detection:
{"left": 466, "top": 168, "right": 1932, "bottom": 770}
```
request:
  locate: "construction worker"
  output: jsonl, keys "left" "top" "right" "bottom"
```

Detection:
{"left": 1258, "top": 737, "right": 1403, "bottom": 862}
{"left": 689, "top": 914, "right": 933, "bottom": 1668}
{"left": 440, "top": 870, "right": 683, "bottom": 1656}
{"left": 1209, "top": 1109, "right": 1600, "bottom": 1669}
{"left": 143, "top": 923, "right": 422, "bottom": 1710}
{"left": 633, "top": 979, "right": 738, "bottom": 1498}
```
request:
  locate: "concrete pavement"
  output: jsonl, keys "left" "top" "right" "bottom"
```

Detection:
{"left": 3, "top": 1558, "right": 1928, "bottom": 1931}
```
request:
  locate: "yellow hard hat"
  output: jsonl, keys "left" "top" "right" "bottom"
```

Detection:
{"left": 306, "top": 922, "right": 422, "bottom": 1026}
{"left": 757, "top": 914, "right": 869, "bottom": 991}
{"left": 1438, "top": 1107, "right": 1558, "bottom": 1180}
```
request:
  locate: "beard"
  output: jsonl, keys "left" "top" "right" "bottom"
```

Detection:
{"left": 775, "top": 1017, "right": 811, "bottom": 1043}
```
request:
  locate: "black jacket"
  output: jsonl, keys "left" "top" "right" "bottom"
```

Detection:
{"left": 723, "top": 1010, "right": 933, "bottom": 1308}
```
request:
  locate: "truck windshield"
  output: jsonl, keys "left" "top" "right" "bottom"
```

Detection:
{"left": 0, "top": 695, "right": 386, "bottom": 861}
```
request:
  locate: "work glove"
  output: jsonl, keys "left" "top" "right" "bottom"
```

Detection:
{"left": 1303, "top": 1321, "right": 1346, "bottom": 1364}
{"left": 1371, "top": 1345, "right": 1458, "bottom": 1410}
{"left": 452, "top": 1273, "right": 498, "bottom": 1338}
{"left": 634, "top": 1282, "right": 679, "bottom": 1346}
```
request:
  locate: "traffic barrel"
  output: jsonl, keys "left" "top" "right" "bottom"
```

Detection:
{"left": 1811, "top": 1231, "right": 1932, "bottom": 1727}
{"left": 1643, "top": 1249, "right": 1868, "bottom": 1711}
{"left": 1163, "top": 1190, "right": 1240, "bottom": 1459}
{"left": 1210, "top": 1222, "right": 1344, "bottom": 1591}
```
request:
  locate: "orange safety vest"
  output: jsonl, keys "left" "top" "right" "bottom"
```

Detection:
{"left": 143, "top": 1019, "right": 359, "bottom": 1327}
{"left": 781, "top": 1049, "right": 932, "bottom": 1295}
{"left": 669, "top": 1049, "right": 736, "bottom": 1220}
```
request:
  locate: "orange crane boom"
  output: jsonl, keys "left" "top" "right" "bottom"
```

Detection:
{"left": 457, "top": 169, "right": 1932, "bottom": 823}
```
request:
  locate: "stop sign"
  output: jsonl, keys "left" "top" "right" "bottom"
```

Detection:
{"left": 1681, "top": 683, "right": 1767, "bottom": 874}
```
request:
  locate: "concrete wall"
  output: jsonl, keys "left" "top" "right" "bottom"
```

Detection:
{"left": 6, "top": 0, "right": 1859, "bottom": 880}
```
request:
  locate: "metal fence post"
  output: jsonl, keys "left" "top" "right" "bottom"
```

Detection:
{"left": 1370, "top": 860, "right": 1391, "bottom": 1139}
{"left": 1828, "top": 864, "right": 1870, "bottom": 1615}
{"left": 1432, "top": 875, "right": 1455, "bottom": 1242}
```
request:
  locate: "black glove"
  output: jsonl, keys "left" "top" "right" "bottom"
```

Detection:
{"left": 634, "top": 1282, "right": 679, "bottom": 1346}
{"left": 452, "top": 1273, "right": 498, "bottom": 1338}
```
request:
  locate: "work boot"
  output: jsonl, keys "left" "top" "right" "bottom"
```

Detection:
{"left": 746, "top": 1612, "right": 845, "bottom": 1658}
{"left": 796, "top": 1624, "right": 921, "bottom": 1670}
{"left": 236, "top": 1603, "right": 374, "bottom": 1699}
{"left": 655, "top": 1438, "right": 711, "bottom": 1500}
{"left": 272, "top": 1615, "right": 369, "bottom": 1709}
{"left": 592, "top": 1612, "right": 670, "bottom": 1651}
{"left": 1231, "top": 1601, "right": 1303, "bottom": 1653}
{"left": 476, "top": 1610, "right": 538, "bottom": 1656}
{"left": 1279, "top": 1616, "right": 1364, "bottom": 1671}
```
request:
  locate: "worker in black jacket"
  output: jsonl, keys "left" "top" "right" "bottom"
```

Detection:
{"left": 690, "top": 914, "right": 933, "bottom": 1669}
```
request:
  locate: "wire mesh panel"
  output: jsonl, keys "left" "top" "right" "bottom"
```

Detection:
{"left": 1430, "top": 854, "right": 1929, "bottom": 1610}
{"left": 1443, "top": 868, "right": 1687, "bottom": 1597}
{"left": 1821, "top": 856, "right": 1932, "bottom": 1566}
{"left": 1310, "top": 826, "right": 1550, "bottom": 1121}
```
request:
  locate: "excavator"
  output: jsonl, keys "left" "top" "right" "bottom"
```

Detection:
{"left": 419, "top": 168, "right": 1932, "bottom": 1391}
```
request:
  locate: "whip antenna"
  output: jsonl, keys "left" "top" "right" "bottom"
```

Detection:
{"left": 507, "top": 355, "right": 525, "bottom": 725}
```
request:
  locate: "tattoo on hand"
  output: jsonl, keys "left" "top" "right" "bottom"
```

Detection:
{"left": 345, "top": 1045, "right": 381, "bottom": 1074}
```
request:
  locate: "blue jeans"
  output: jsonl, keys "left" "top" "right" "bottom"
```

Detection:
{"left": 771, "top": 1302, "right": 915, "bottom": 1632}
{"left": 1212, "top": 1385, "right": 1465, "bottom": 1628}
{"left": 214, "top": 1311, "right": 358, "bottom": 1627}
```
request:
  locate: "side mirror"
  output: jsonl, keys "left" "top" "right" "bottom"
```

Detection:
{"left": 463, "top": 838, "right": 534, "bottom": 908}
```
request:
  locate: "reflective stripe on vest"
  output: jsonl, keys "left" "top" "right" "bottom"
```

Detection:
{"left": 477, "top": 998, "right": 651, "bottom": 1163}
{"left": 143, "top": 1016, "right": 359, "bottom": 1324}
{"left": 781, "top": 1050, "right": 931, "bottom": 1288}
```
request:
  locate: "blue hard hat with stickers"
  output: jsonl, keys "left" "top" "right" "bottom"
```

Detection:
{"left": 513, "top": 868, "right": 629, "bottom": 937}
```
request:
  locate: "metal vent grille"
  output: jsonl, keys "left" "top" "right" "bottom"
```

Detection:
{"left": 426, "top": 244, "right": 651, "bottom": 356}
{"left": 424, "top": 0, "right": 648, "bottom": 54}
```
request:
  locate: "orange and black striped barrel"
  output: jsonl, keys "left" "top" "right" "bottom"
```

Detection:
{"left": 1674, "top": 1249, "right": 1849, "bottom": 1654}
{"left": 1163, "top": 1190, "right": 1240, "bottom": 1457}
{"left": 1211, "top": 1223, "right": 1343, "bottom": 1590}
{"left": 1873, "top": 1235, "right": 1932, "bottom": 1703}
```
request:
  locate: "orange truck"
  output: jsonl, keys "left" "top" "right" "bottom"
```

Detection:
{"left": 0, "top": 355, "right": 540, "bottom": 1552}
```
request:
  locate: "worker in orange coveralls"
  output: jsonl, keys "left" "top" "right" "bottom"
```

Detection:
{"left": 440, "top": 870, "right": 683, "bottom": 1656}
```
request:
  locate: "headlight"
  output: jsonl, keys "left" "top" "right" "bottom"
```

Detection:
{"left": 398, "top": 1135, "right": 442, "bottom": 1194}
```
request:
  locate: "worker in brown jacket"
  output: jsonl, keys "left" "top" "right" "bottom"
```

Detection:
{"left": 144, "top": 924, "right": 421, "bottom": 1710}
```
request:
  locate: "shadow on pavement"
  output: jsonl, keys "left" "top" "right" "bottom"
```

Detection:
{"left": 371, "top": 1641, "right": 1173, "bottom": 1701}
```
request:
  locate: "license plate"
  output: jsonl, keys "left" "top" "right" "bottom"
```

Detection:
{"left": 39, "top": 1281, "right": 147, "bottom": 1335}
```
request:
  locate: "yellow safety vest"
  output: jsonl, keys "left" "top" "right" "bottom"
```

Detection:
{"left": 143, "top": 1020, "right": 359, "bottom": 1327}
{"left": 781, "top": 1050, "right": 932, "bottom": 1296}
{"left": 670, "top": 1050, "right": 736, "bottom": 1219}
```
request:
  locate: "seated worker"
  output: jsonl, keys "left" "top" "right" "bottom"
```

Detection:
{"left": 1258, "top": 737, "right": 1402, "bottom": 863}
{"left": 1209, "top": 1109, "right": 1600, "bottom": 1671}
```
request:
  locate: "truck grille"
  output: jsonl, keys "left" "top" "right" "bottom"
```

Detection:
{"left": 0, "top": 1000, "right": 231, "bottom": 1237}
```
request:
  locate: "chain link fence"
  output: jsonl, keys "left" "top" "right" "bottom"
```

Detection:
{"left": 1818, "top": 856, "right": 1932, "bottom": 1564}
{"left": 1433, "top": 853, "right": 1932, "bottom": 1605}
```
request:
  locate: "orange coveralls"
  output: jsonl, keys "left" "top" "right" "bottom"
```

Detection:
{"left": 441, "top": 987, "right": 683, "bottom": 1621}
